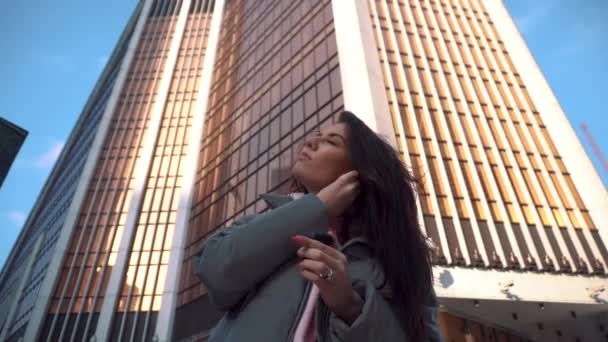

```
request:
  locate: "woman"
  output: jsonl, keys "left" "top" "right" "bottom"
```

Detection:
{"left": 194, "top": 111, "right": 442, "bottom": 341}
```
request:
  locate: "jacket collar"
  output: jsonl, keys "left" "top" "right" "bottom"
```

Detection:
{"left": 259, "top": 193, "right": 293, "bottom": 209}
{"left": 260, "top": 192, "right": 371, "bottom": 251}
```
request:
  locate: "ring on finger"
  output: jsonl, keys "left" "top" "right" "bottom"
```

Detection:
{"left": 319, "top": 267, "right": 334, "bottom": 281}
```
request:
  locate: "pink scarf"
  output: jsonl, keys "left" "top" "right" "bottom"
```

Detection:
{"left": 292, "top": 284, "right": 320, "bottom": 342}
{"left": 289, "top": 193, "right": 343, "bottom": 342}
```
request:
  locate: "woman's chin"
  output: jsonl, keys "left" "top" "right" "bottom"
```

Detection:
{"left": 291, "top": 167, "right": 314, "bottom": 191}
{"left": 291, "top": 162, "right": 307, "bottom": 178}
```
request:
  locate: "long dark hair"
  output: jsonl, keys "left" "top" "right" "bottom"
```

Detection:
{"left": 295, "top": 111, "right": 433, "bottom": 340}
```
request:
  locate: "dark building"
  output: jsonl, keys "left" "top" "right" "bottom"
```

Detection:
{"left": 0, "top": 117, "right": 28, "bottom": 189}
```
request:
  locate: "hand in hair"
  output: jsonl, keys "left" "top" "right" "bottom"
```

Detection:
{"left": 317, "top": 170, "right": 360, "bottom": 218}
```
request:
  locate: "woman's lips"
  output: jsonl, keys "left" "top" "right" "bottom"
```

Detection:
{"left": 297, "top": 150, "right": 312, "bottom": 161}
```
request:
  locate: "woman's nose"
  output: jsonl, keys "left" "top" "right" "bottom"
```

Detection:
{"left": 305, "top": 136, "right": 319, "bottom": 150}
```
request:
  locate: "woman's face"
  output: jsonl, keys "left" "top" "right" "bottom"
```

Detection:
{"left": 291, "top": 123, "right": 354, "bottom": 193}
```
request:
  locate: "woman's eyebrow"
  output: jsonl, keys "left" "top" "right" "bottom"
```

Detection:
{"left": 314, "top": 129, "right": 345, "bottom": 143}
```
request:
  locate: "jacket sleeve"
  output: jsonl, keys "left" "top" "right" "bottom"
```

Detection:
{"left": 328, "top": 283, "right": 443, "bottom": 342}
{"left": 192, "top": 193, "right": 328, "bottom": 311}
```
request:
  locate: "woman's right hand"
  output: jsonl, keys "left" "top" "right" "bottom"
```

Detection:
{"left": 317, "top": 170, "right": 360, "bottom": 218}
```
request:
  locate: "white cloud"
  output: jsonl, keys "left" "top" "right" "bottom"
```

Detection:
{"left": 34, "top": 140, "right": 65, "bottom": 169}
{"left": 7, "top": 211, "right": 26, "bottom": 227}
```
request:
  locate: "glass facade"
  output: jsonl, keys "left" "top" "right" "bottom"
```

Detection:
{"left": 367, "top": 0, "right": 607, "bottom": 274}
{"left": 180, "top": 0, "right": 341, "bottom": 303}
{"left": 171, "top": 0, "right": 342, "bottom": 339}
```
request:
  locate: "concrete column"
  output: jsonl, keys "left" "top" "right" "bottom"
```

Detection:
{"left": 331, "top": 0, "right": 396, "bottom": 147}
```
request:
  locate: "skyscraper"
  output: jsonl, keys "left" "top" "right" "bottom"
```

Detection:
{"left": 0, "top": 0, "right": 606, "bottom": 341}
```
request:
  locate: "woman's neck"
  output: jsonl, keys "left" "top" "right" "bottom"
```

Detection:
{"left": 330, "top": 216, "right": 362, "bottom": 245}
{"left": 328, "top": 216, "right": 342, "bottom": 229}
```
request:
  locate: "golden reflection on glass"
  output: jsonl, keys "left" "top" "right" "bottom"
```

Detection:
{"left": 552, "top": 209, "right": 565, "bottom": 227}
{"left": 455, "top": 199, "right": 469, "bottom": 218}
{"left": 489, "top": 202, "right": 502, "bottom": 222}
{"left": 550, "top": 173, "right": 571, "bottom": 208}
{"left": 144, "top": 265, "right": 159, "bottom": 295}
{"left": 521, "top": 205, "right": 534, "bottom": 225}
{"left": 152, "top": 295, "right": 162, "bottom": 311}
{"left": 537, "top": 207, "right": 550, "bottom": 226}
{"left": 140, "top": 295, "right": 153, "bottom": 311}
{"left": 564, "top": 175, "right": 586, "bottom": 209}
{"left": 462, "top": 164, "right": 478, "bottom": 199}
{"left": 567, "top": 210, "right": 581, "bottom": 229}
{"left": 536, "top": 172, "right": 556, "bottom": 207}
{"left": 129, "top": 296, "right": 140, "bottom": 311}
{"left": 582, "top": 212, "right": 594, "bottom": 229}
{"left": 474, "top": 201, "right": 486, "bottom": 220}
{"left": 439, "top": 197, "right": 452, "bottom": 217}
{"left": 156, "top": 265, "right": 168, "bottom": 295}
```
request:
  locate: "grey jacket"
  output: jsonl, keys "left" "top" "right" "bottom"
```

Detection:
{"left": 193, "top": 193, "right": 443, "bottom": 341}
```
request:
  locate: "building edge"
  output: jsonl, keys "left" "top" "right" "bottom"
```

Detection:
{"left": 21, "top": 2, "right": 149, "bottom": 341}
{"left": 331, "top": 0, "right": 396, "bottom": 148}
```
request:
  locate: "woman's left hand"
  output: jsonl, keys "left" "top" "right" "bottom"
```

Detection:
{"left": 291, "top": 235, "right": 363, "bottom": 325}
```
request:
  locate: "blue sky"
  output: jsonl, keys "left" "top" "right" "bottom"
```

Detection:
{"left": 0, "top": 0, "right": 606, "bottom": 267}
